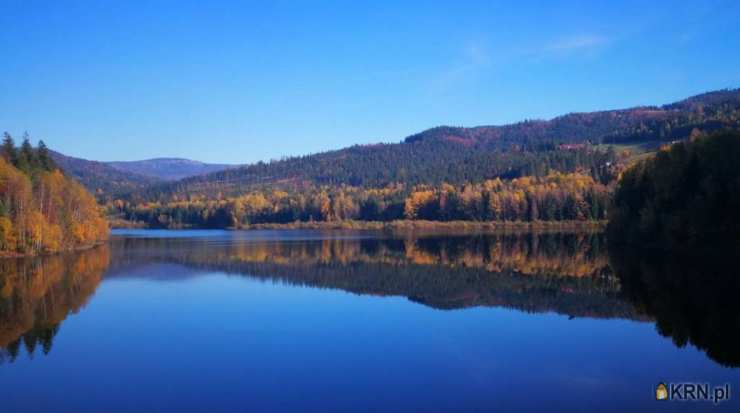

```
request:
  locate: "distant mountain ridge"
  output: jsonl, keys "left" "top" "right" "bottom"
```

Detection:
{"left": 50, "top": 152, "right": 236, "bottom": 197}
{"left": 108, "top": 158, "right": 236, "bottom": 181}
{"left": 50, "top": 150, "right": 160, "bottom": 196}
{"left": 404, "top": 88, "right": 740, "bottom": 147}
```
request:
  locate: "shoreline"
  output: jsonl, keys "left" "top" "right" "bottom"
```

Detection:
{"left": 0, "top": 240, "right": 108, "bottom": 259}
{"left": 111, "top": 219, "right": 607, "bottom": 233}
{"left": 249, "top": 220, "right": 606, "bottom": 233}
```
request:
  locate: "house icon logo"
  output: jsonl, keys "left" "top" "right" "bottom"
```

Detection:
{"left": 656, "top": 383, "right": 668, "bottom": 400}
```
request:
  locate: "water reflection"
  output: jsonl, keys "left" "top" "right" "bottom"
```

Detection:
{"left": 0, "top": 245, "right": 109, "bottom": 363}
{"left": 1, "top": 230, "right": 738, "bottom": 369}
{"left": 610, "top": 246, "right": 740, "bottom": 367}
{"left": 107, "top": 232, "right": 634, "bottom": 318}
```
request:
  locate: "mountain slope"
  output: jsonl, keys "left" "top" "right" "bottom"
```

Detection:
{"left": 50, "top": 151, "right": 160, "bottom": 196}
{"left": 130, "top": 88, "right": 740, "bottom": 201}
{"left": 108, "top": 158, "right": 235, "bottom": 181}
{"left": 51, "top": 152, "right": 237, "bottom": 197}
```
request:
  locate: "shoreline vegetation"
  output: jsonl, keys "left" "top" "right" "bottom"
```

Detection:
{"left": 0, "top": 133, "right": 109, "bottom": 258}
{"left": 0, "top": 240, "right": 108, "bottom": 258}
{"left": 250, "top": 219, "right": 607, "bottom": 233}
{"left": 107, "top": 172, "right": 614, "bottom": 230}
{"left": 110, "top": 218, "right": 606, "bottom": 233}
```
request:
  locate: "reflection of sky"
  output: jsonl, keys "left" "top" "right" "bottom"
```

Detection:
{"left": 103, "top": 263, "right": 212, "bottom": 281}
{"left": 3, "top": 267, "right": 739, "bottom": 412}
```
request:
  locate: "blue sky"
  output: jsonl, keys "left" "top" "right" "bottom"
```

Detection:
{"left": 1, "top": 0, "right": 739, "bottom": 163}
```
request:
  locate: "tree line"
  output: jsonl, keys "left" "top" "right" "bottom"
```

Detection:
{"left": 109, "top": 171, "right": 610, "bottom": 229}
{"left": 0, "top": 133, "right": 109, "bottom": 255}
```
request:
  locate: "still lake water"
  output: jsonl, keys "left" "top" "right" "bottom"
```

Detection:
{"left": 1, "top": 229, "right": 738, "bottom": 412}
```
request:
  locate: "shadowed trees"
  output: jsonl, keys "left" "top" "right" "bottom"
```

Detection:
{"left": 608, "top": 130, "right": 740, "bottom": 248}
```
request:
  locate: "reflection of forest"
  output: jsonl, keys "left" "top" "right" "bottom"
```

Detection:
{"left": 0, "top": 246, "right": 109, "bottom": 363}
{"left": 109, "top": 233, "right": 642, "bottom": 319}
{"left": 611, "top": 246, "right": 740, "bottom": 367}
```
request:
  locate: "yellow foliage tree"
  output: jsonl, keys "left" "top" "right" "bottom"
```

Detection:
{"left": 0, "top": 158, "right": 108, "bottom": 255}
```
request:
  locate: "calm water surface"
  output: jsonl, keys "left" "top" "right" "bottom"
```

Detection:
{"left": 0, "top": 229, "right": 738, "bottom": 412}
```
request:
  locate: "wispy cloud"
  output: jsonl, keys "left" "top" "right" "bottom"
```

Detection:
{"left": 427, "top": 33, "right": 611, "bottom": 95}
{"left": 545, "top": 34, "right": 609, "bottom": 52}
{"left": 429, "top": 41, "right": 492, "bottom": 94}
{"left": 464, "top": 42, "right": 490, "bottom": 66}
{"left": 518, "top": 33, "right": 611, "bottom": 63}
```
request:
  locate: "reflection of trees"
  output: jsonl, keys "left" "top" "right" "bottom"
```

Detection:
{"left": 110, "top": 233, "right": 641, "bottom": 319}
{"left": 111, "top": 232, "right": 609, "bottom": 277}
{"left": 0, "top": 245, "right": 109, "bottom": 363}
{"left": 610, "top": 246, "right": 740, "bottom": 367}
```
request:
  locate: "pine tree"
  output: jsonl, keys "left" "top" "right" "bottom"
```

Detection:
{"left": 1, "top": 132, "right": 17, "bottom": 165}
{"left": 37, "top": 140, "right": 54, "bottom": 171}
{"left": 17, "top": 135, "right": 34, "bottom": 173}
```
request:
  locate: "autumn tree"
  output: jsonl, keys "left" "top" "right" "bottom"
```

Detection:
{"left": 0, "top": 140, "right": 108, "bottom": 255}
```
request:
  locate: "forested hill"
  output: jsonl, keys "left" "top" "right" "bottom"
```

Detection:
{"left": 129, "top": 88, "right": 740, "bottom": 202}
{"left": 405, "top": 89, "right": 740, "bottom": 147}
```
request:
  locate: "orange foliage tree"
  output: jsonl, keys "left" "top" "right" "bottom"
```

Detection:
{"left": 0, "top": 156, "right": 108, "bottom": 255}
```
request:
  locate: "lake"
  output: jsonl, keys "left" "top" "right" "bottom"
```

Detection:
{"left": 1, "top": 229, "right": 738, "bottom": 412}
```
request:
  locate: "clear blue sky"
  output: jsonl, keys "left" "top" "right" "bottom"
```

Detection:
{"left": 1, "top": 0, "right": 739, "bottom": 163}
